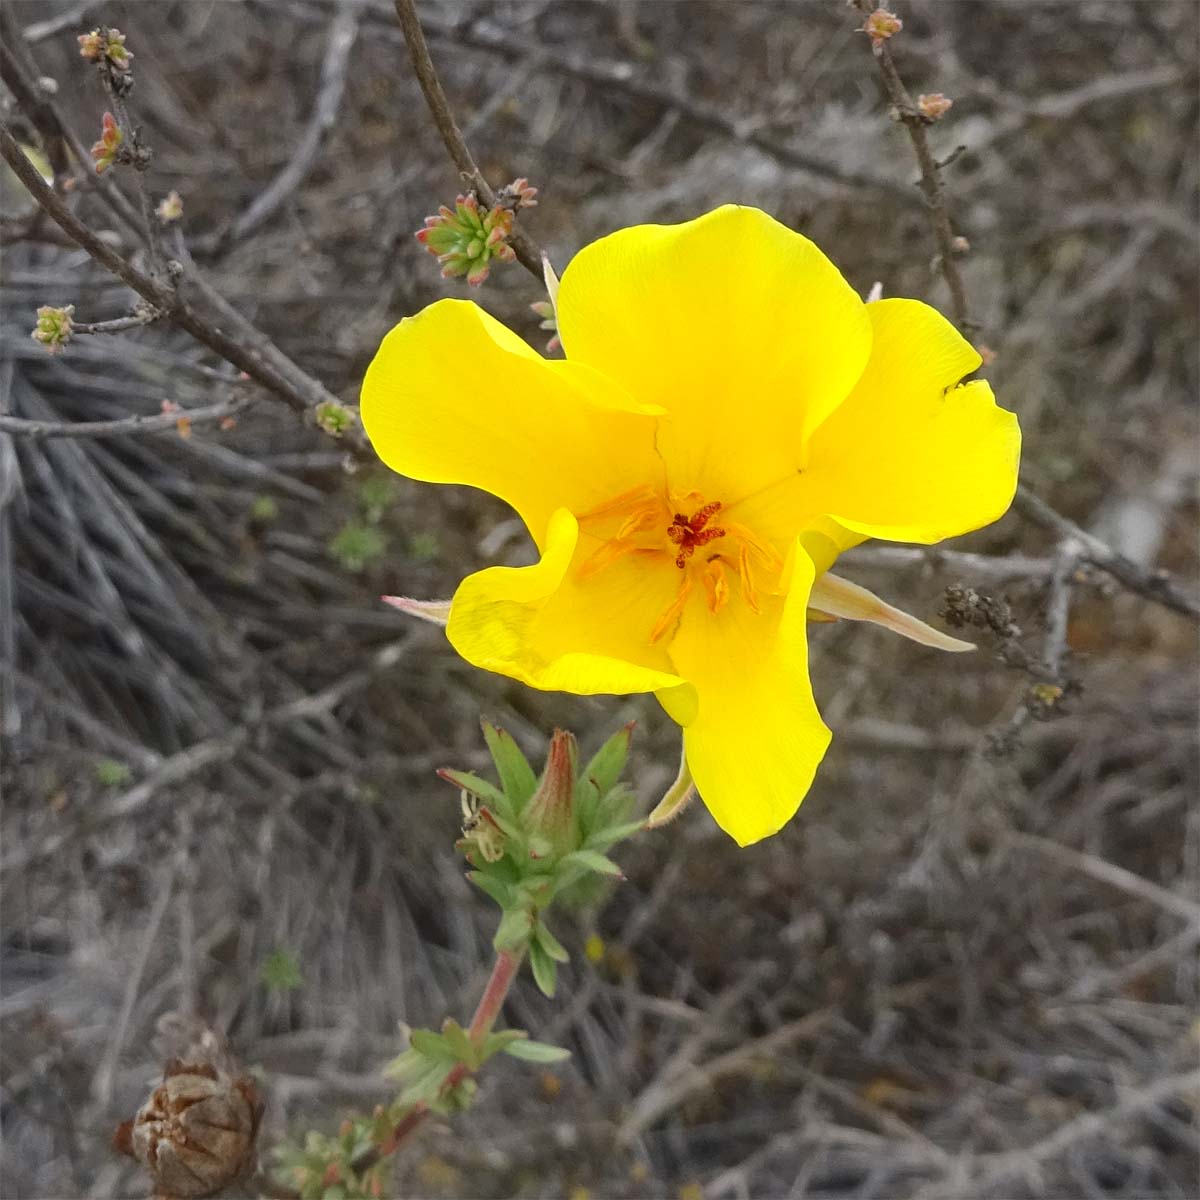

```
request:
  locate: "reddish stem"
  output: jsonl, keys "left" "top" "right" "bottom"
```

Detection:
{"left": 372, "top": 948, "right": 524, "bottom": 1160}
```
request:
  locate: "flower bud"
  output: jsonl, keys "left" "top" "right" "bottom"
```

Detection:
{"left": 861, "top": 7, "right": 903, "bottom": 48}
{"left": 156, "top": 190, "right": 184, "bottom": 223}
{"left": 917, "top": 92, "right": 953, "bottom": 121}
{"left": 523, "top": 729, "right": 577, "bottom": 857}
{"left": 31, "top": 305, "right": 74, "bottom": 354}
{"left": 90, "top": 112, "right": 123, "bottom": 174}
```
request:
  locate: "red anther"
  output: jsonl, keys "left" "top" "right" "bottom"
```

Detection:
{"left": 667, "top": 501, "right": 728, "bottom": 568}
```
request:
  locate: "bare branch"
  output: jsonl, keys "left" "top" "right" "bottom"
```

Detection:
{"left": 853, "top": 1, "right": 969, "bottom": 328}
{"left": 0, "top": 393, "right": 255, "bottom": 440}
{"left": 0, "top": 125, "right": 350, "bottom": 427}
{"left": 1014, "top": 484, "right": 1199, "bottom": 622}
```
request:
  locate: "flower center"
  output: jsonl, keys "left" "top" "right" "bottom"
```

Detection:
{"left": 666, "top": 502, "right": 726, "bottom": 568}
{"left": 576, "top": 485, "right": 784, "bottom": 643}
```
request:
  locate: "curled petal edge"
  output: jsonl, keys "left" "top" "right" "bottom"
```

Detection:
{"left": 809, "top": 572, "right": 974, "bottom": 653}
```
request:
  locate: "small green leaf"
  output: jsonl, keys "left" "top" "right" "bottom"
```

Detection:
{"left": 481, "top": 720, "right": 538, "bottom": 810}
{"left": 493, "top": 906, "right": 533, "bottom": 953}
{"left": 561, "top": 849, "right": 623, "bottom": 878}
{"left": 582, "top": 723, "right": 633, "bottom": 799}
{"left": 440, "top": 1018, "right": 479, "bottom": 1067}
{"left": 480, "top": 1029, "right": 528, "bottom": 1061}
{"left": 399, "top": 1059, "right": 453, "bottom": 1104}
{"left": 534, "top": 919, "right": 570, "bottom": 963}
{"left": 95, "top": 758, "right": 131, "bottom": 787}
{"left": 501, "top": 1038, "right": 571, "bottom": 1063}
{"left": 529, "top": 937, "right": 558, "bottom": 998}
{"left": 261, "top": 947, "right": 303, "bottom": 992}
{"left": 437, "top": 768, "right": 507, "bottom": 809}
{"left": 584, "top": 818, "right": 646, "bottom": 853}
{"left": 468, "top": 871, "right": 516, "bottom": 909}
{"left": 409, "top": 1028, "right": 457, "bottom": 1061}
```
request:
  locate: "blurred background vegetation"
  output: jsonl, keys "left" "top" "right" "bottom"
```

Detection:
{"left": 2, "top": 2, "right": 1197, "bottom": 1198}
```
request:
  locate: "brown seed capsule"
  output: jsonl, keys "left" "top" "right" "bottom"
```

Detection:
{"left": 121, "top": 1058, "right": 263, "bottom": 1199}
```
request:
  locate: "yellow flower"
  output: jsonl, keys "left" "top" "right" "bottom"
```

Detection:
{"left": 361, "top": 206, "right": 1020, "bottom": 845}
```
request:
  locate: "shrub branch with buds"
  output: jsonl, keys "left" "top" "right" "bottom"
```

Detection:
{"left": 271, "top": 720, "right": 643, "bottom": 1199}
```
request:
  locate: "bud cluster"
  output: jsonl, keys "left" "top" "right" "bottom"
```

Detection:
{"left": 31, "top": 304, "right": 74, "bottom": 353}
{"left": 78, "top": 27, "right": 133, "bottom": 72}
{"left": 415, "top": 193, "right": 517, "bottom": 286}
{"left": 274, "top": 1116, "right": 389, "bottom": 1200}
{"left": 90, "top": 112, "right": 123, "bottom": 174}
{"left": 443, "top": 721, "right": 641, "bottom": 997}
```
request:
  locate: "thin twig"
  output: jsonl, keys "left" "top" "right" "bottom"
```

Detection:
{"left": 409, "top": 8, "right": 918, "bottom": 204}
{"left": 392, "top": 0, "right": 544, "bottom": 278}
{"left": 853, "top": 1, "right": 969, "bottom": 328}
{"left": 0, "top": 125, "right": 344, "bottom": 422}
{"left": 0, "top": 393, "right": 255, "bottom": 440}
{"left": 1014, "top": 484, "right": 1199, "bottom": 622}
{"left": 1007, "top": 831, "right": 1200, "bottom": 925}
{"left": 229, "top": 0, "right": 362, "bottom": 244}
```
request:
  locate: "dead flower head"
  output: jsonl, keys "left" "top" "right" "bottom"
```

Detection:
{"left": 115, "top": 1058, "right": 263, "bottom": 1198}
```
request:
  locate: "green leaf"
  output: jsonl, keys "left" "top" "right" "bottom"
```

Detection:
{"left": 501, "top": 1038, "right": 572, "bottom": 1064}
{"left": 468, "top": 871, "right": 516, "bottom": 910}
{"left": 582, "top": 723, "right": 633, "bottom": 800}
{"left": 437, "top": 768, "right": 507, "bottom": 809}
{"left": 592, "top": 781, "right": 638, "bottom": 832}
{"left": 493, "top": 906, "right": 533, "bottom": 953}
{"left": 584, "top": 818, "right": 646, "bottom": 853}
{"left": 409, "top": 1028, "right": 457, "bottom": 1062}
{"left": 529, "top": 938, "right": 558, "bottom": 998}
{"left": 534, "top": 919, "right": 570, "bottom": 963}
{"left": 440, "top": 1019, "right": 478, "bottom": 1067}
{"left": 261, "top": 947, "right": 303, "bottom": 992}
{"left": 480, "top": 1029, "right": 528, "bottom": 1061}
{"left": 561, "top": 849, "right": 624, "bottom": 878}
{"left": 481, "top": 721, "right": 537, "bottom": 811}
{"left": 399, "top": 1059, "right": 453, "bottom": 1105}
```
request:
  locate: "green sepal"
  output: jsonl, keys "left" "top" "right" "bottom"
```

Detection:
{"left": 529, "top": 937, "right": 558, "bottom": 997}
{"left": 481, "top": 720, "right": 537, "bottom": 811}
{"left": 533, "top": 919, "right": 570, "bottom": 964}
{"left": 501, "top": 1038, "right": 571, "bottom": 1063}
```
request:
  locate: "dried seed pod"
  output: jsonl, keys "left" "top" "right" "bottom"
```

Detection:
{"left": 117, "top": 1058, "right": 263, "bottom": 1199}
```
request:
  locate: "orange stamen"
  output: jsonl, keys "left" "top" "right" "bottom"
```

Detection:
{"left": 577, "top": 484, "right": 659, "bottom": 523}
{"left": 724, "top": 521, "right": 783, "bottom": 571}
{"left": 577, "top": 538, "right": 640, "bottom": 580}
{"left": 738, "top": 544, "right": 760, "bottom": 613}
{"left": 702, "top": 557, "right": 730, "bottom": 614}
{"left": 650, "top": 575, "right": 692, "bottom": 643}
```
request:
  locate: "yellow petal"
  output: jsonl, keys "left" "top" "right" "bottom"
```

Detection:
{"left": 556, "top": 205, "right": 872, "bottom": 504}
{"left": 360, "top": 299, "right": 664, "bottom": 550}
{"left": 662, "top": 543, "right": 831, "bottom": 846}
{"left": 809, "top": 572, "right": 975, "bottom": 652}
{"left": 447, "top": 507, "right": 687, "bottom": 696}
{"left": 803, "top": 299, "right": 1021, "bottom": 543}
